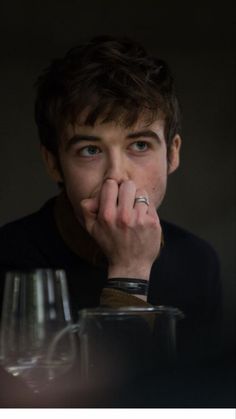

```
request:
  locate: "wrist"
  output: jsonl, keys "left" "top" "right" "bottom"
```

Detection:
{"left": 108, "top": 265, "right": 151, "bottom": 281}
{"left": 106, "top": 278, "right": 149, "bottom": 297}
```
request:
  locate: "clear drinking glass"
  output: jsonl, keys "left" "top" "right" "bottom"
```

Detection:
{"left": 0, "top": 269, "right": 76, "bottom": 393}
{"left": 48, "top": 306, "right": 184, "bottom": 391}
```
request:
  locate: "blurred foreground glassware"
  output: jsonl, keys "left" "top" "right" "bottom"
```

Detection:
{"left": 0, "top": 269, "right": 76, "bottom": 393}
{"left": 48, "top": 306, "right": 184, "bottom": 391}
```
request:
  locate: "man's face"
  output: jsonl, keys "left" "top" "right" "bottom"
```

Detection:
{"left": 43, "top": 116, "right": 181, "bottom": 223}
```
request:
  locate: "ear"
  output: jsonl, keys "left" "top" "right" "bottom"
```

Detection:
{"left": 167, "top": 134, "right": 182, "bottom": 174}
{"left": 40, "top": 145, "right": 63, "bottom": 183}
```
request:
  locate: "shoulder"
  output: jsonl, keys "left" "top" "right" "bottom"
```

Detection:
{"left": 0, "top": 198, "right": 56, "bottom": 268}
{"left": 0, "top": 198, "right": 55, "bottom": 239}
{"left": 161, "top": 219, "right": 219, "bottom": 262}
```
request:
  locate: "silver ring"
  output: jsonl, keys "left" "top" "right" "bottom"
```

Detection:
{"left": 134, "top": 196, "right": 150, "bottom": 206}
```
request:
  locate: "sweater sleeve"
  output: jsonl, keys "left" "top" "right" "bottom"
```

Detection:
{"left": 100, "top": 288, "right": 153, "bottom": 308}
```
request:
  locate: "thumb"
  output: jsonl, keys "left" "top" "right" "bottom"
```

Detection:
{"left": 80, "top": 197, "right": 99, "bottom": 233}
{"left": 80, "top": 196, "right": 99, "bottom": 215}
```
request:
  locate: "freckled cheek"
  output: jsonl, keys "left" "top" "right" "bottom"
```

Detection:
{"left": 145, "top": 172, "right": 167, "bottom": 207}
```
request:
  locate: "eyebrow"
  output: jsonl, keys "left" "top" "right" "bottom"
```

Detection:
{"left": 65, "top": 134, "right": 101, "bottom": 151}
{"left": 127, "top": 130, "right": 161, "bottom": 143}
{"left": 65, "top": 129, "right": 161, "bottom": 151}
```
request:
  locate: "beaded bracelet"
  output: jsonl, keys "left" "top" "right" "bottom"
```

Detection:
{"left": 106, "top": 278, "right": 149, "bottom": 296}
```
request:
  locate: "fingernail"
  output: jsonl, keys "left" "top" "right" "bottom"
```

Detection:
{"left": 105, "top": 178, "right": 115, "bottom": 183}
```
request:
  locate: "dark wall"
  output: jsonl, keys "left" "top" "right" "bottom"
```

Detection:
{"left": 0, "top": 1, "right": 235, "bottom": 347}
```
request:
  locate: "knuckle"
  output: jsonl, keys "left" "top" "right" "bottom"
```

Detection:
{"left": 117, "top": 211, "right": 132, "bottom": 228}
{"left": 151, "top": 218, "right": 160, "bottom": 229}
{"left": 136, "top": 215, "right": 146, "bottom": 228}
{"left": 99, "top": 209, "right": 113, "bottom": 224}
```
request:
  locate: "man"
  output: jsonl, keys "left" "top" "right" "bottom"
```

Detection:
{"left": 0, "top": 36, "right": 223, "bottom": 405}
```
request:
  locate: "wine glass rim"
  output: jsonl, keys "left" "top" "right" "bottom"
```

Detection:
{"left": 79, "top": 305, "right": 184, "bottom": 318}
{"left": 5, "top": 268, "right": 66, "bottom": 275}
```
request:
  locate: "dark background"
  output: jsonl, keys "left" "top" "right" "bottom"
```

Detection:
{"left": 0, "top": 1, "right": 235, "bottom": 350}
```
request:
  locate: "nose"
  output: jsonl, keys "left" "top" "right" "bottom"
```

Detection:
{"left": 104, "top": 150, "right": 129, "bottom": 185}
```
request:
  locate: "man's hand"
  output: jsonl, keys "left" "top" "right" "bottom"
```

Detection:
{"left": 80, "top": 179, "right": 162, "bottom": 280}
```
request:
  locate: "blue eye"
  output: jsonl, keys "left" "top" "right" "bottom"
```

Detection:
{"left": 79, "top": 145, "right": 101, "bottom": 156}
{"left": 130, "top": 141, "right": 149, "bottom": 151}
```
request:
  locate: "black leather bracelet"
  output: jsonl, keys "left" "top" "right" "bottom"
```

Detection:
{"left": 106, "top": 278, "right": 149, "bottom": 296}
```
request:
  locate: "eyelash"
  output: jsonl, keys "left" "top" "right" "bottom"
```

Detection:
{"left": 77, "top": 141, "right": 150, "bottom": 157}
{"left": 78, "top": 145, "right": 101, "bottom": 157}
{"left": 130, "top": 141, "right": 149, "bottom": 151}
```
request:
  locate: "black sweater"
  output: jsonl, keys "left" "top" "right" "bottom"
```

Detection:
{"left": 0, "top": 197, "right": 222, "bottom": 363}
{"left": 0, "top": 198, "right": 229, "bottom": 407}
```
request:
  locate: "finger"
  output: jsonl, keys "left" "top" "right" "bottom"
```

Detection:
{"left": 117, "top": 180, "right": 136, "bottom": 212}
{"left": 98, "top": 179, "right": 119, "bottom": 220}
{"left": 81, "top": 196, "right": 99, "bottom": 214}
{"left": 134, "top": 188, "right": 150, "bottom": 215}
{"left": 147, "top": 203, "right": 159, "bottom": 219}
{"left": 80, "top": 197, "right": 98, "bottom": 231}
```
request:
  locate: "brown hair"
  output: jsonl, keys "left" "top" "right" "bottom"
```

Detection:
{"left": 35, "top": 35, "right": 181, "bottom": 155}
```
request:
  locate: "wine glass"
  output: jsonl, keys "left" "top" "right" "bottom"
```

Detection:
{"left": 0, "top": 269, "right": 76, "bottom": 393}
